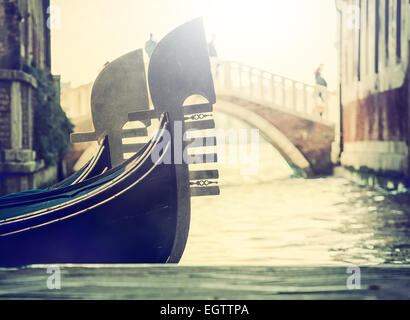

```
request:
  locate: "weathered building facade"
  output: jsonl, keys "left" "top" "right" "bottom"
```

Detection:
{"left": 60, "top": 82, "right": 95, "bottom": 173}
{"left": 61, "top": 82, "right": 93, "bottom": 120}
{"left": 0, "top": 0, "right": 57, "bottom": 195}
{"left": 337, "top": 0, "right": 409, "bottom": 180}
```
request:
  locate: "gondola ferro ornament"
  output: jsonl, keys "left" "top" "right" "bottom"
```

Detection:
{"left": 70, "top": 49, "right": 151, "bottom": 167}
{"left": 0, "top": 18, "right": 219, "bottom": 267}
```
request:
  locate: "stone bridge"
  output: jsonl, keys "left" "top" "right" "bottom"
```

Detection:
{"left": 66, "top": 60, "right": 338, "bottom": 177}
{"left": 211, "top": 60, "right": 338, "bottom": 177}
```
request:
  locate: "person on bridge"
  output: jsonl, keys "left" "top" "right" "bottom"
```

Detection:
{"left": 314, "top": 64, "right": 328, "bottom": 117}
{"left": 314, "top": 64, "right": 328, "bottom": 96}
{"left": 145, "top": 33, "right": 157, "bottom": 59}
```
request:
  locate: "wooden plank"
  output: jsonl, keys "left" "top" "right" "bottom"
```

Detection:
{"left": 190, "top": 186, "right": 220, "bottom": 197}
{"left": 128, "top": 109, "right": 158, "bottom": 121}
{"left": 0, "top": 265, "right": 409, "bottom": 300}
{"left": 185, "top": 136, "right": 217, "bottom": 148}
{"left": 122, "top": 128, "right": 148, "bottom": 139}
{"left": 185, "top": 119, "right": 215, "bottom": 131}
{"left": 183, "top": 103, "right": 213, "bottom": 115}
{"left": 70, "top": 132, "right": 97, "bottom": 143}
{"left": 189, "top": 170, "right": 219, "bottom": 180}
{"left": 122, "top": 143, "right": 146, "bottom": 154}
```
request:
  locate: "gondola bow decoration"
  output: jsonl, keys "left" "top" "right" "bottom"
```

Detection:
{"left": 0, "top": 18, "right": 219, "bottom": 267}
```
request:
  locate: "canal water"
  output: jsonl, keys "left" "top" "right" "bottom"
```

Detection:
{"left": 181, "top": 113, "right": 410, "bottom": 266}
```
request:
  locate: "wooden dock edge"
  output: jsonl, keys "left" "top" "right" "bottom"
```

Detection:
{"left": 0, "top": 265, "right": 409, "bottom": 300}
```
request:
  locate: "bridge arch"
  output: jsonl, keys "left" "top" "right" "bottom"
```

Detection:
{"left": 214, "top": 100, "right": 313, "bottom": 177}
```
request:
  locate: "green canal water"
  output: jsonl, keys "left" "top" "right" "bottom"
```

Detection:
{"left": 181, "top": 113, "right": 410, "bottom": 266}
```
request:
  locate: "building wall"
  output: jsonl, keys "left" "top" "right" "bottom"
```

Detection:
{"left": 0, "top": 0, "right": 50, "bottom": 70}
{"left": 0, "top": 81, "right": 11, "bottom": 149}
{"left": 0, "top": 0, "right": 57, "bottom": 195}
{"left": 60, "top": 82, "right": 96, "bottom": 175}
{"left": 339, "top": 0, "right": 410, "bottom": 177}
{"left": 61, "top": 82, "right": 93, "bottom": 121}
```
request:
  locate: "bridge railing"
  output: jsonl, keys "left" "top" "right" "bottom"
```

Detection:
{"left": 212, "top": 60, "right": 337, "bottom": 124}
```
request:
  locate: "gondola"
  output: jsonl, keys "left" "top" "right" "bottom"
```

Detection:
{"left": 0, "top": 47, "right": 151, "bottom": 200}
{"left": 0, "top": 17, "right": 219, "bottom": 267}
{"left": 70, "top": 48, "right": 151, "bottom": 168}
{"left": 0, "top": 135, "right": 112, "bottom": 204}
{"left": 51, "top": 135, "right": 112, "bottom": 189}
{"left": 0, "top": 114, "right": 177, "bottom": 266}
{"left": 0, "top": 131, "right": 151, "bottom": 207}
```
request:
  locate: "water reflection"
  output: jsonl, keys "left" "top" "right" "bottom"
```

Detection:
{"left": 180, "top": 112, "right": 410, "bottom": 266}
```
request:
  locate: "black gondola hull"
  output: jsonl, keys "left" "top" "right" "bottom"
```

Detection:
{"left": 0, "top": 163, "right": 177, "bottom": 267}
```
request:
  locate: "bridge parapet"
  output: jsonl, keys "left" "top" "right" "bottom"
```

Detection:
{"left": 213, "top": 60, "right": 337, "bottom": 125}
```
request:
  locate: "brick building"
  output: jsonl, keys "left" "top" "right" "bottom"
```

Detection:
{"left": 0, "top": 0, "right": 58, "bottom": 195}
{"left": 336, "top": 0, "right": 410, "bottom": 180}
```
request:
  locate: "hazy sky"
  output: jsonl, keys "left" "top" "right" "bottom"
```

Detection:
{"left": 50, "top": 0, "right": 338, "bottom": 89}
